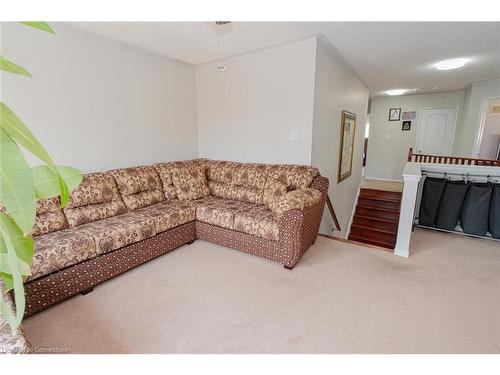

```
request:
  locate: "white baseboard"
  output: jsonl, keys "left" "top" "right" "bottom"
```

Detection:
{"left": 345, "top": 186, "right": 361, "bottom": 239}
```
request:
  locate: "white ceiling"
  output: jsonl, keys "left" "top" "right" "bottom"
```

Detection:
{"left": 71, "top": 22, "right": 500, "bottom": 97}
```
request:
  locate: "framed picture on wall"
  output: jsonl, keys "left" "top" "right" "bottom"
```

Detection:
{"left": 389, "top": 108, "right": 401, "bottom": 121}
{"left": 338, "top": 110, "right": 357, "bottom": 183}
{"left": 402, "top": 121, "right": 411, "bottom": 131}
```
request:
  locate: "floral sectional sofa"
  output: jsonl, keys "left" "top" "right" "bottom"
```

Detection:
{"left": 2, "top": 158, "right": 328, "bottom": 352}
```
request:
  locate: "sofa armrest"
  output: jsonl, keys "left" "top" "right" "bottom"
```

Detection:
{"left": 269, "top": 188, "right": 323, "bottom": 219}
{"left": 310, "top": 175, "right": 329, "bottom": 196}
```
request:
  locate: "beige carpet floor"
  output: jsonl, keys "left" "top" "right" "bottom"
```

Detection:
{"left": 23, "top": 228, "right": 500, "bottom": 353}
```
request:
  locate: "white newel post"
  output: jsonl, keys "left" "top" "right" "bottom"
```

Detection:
{"left": 394, "top": 163, "right": 422, "bottom": 257}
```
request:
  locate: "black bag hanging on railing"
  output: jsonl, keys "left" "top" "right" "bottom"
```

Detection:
{"left": 489, "top": 184, "right": 500, "bottom": 239}
{"left": 418, "top": 177, "right": 446, "bottom": 227}
{"left": 435, "top": 180, "right": 470, "bottom": 231}
{"left": 460, "top": 182, "right": 493, "bottom": 236}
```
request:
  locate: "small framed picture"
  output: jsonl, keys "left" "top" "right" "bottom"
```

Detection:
{"left": 402, "top": 111, "right": 416, "bottom": 120}
{"left": 338, "top": 111, "right": 357, "bottom": 183}
{"left": 389, "top": 108, "right": 401, "bottom": 121}
{"left": 402, "top": 121, "right": 411, "bottom": 131}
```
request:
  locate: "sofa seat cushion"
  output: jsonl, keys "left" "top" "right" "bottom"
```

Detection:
{"left": 31, "top": 197, "right": 68, "bottom": 237}
{"left": 136, "top": 200, "right": 197, "bottom": 233}
{"left": 171, "top": 165, "right": 210, "bottom": 201}
{"left": 234, "top": 205, "right": 279, "bottom": 241}
{"left": 28, "top": 227, "right": 97, "bottom": 281}
{"left": 195, "top": 197, "right": 256, "bottom": 229}
{"left": 64, "top": 173, "right": 127, "bottom": 227}
{"left": 110, "top": 166, "right": 165, "bottom": 210}
{"left": 78, "top": 212, "right": 156, "bottom": 254}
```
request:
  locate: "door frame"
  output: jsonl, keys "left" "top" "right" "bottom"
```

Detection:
{"left": 415, "top": 106, "right": 459, "bottom": 155}
{"left": 471, "top": 96, "right": 500, "bottom": 158}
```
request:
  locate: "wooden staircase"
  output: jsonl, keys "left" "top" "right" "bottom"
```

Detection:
{"left": 348, "top": 188, "right": 402, "bottom": 250}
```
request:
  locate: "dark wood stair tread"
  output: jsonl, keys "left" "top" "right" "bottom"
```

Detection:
{"left": 347, "top": 234, "right": 395, "bottom": 250}
{"left": 350, "top": 225, "right": 396, "bottom": 241}
{"left": 350, "top": 223, "right": 397, "bottom": 236}
{"left": 356, "top": 203, "right": 400, "bottom": 213}
{"left": 359, "top": 188, "right": 402, "bottom": 203}
{"left": 353, "top": 214, "right": 398, "bottom": 224}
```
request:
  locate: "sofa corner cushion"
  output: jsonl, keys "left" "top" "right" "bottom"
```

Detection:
{"left": 269, "top": 188, "right": 323, "bottom": 219}
{"left": 31, "top": 197, "right": 68, "bottom": 237}
{"left": 234, "top": 205, "right": 279, "bottom": 241}
{"left": 64, "top": 172, "right": 127, "bottom": 227}
{"left": 208, "top": 180, "right": 264, "bottom": 204}
{"left": 171, "top": 165, "right": 210, "bottom": 201}
{"left": 28, "top": 227, "right": 97, "bottom": 282}
{"left": 195, "top": 197, "right": 255, "bottom": 229}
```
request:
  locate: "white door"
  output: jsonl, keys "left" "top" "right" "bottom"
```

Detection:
{"left": 416, "top": 107, "right": 458, "bottom": 155}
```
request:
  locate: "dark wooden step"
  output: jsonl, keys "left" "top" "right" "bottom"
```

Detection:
{"left": 352, "top": 216, "right": 399, "bottom": 234}
{"left": 347, "top": 234, "right": 395, "bottom": 250}
{"left": 355, "top": 206, "right": 400, "bottom": 222}
{"left": 349, "top": 225, "right": 396, "bottom": 245}
{"left": 357, "top": 197, "right": 401, "bottom": 211}
{"left": 359, "top": 188, "right": 402, "bottom": 203}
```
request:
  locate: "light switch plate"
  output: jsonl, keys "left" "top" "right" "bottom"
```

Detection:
{"left": 289, "top": 131, "right": 299, "bottom": 141}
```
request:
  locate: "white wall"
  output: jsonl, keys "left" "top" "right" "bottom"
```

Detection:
{"left": 457, "top": 78, "right": 500, "bottom": 157}
{"left": 365, "top": 92, "right": 466, "bottom": 181}
{"left": 1, "top": 22, "right": 198, "bottom": 173}
{"left": 311, "top": 39, "right": 369, "bottom": 237}
{"left": 196, "top": 38, "right": 317, "bottom": 164}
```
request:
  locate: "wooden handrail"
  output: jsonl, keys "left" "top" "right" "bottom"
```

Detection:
{"left": 326, "top": 193, "right": 341, "bottom": 231}
{"left": 407, "top": 147, "right": 500, "bottom": 167}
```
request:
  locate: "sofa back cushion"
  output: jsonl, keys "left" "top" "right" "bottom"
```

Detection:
{"left": 64, "top": 172, "right": 127, "bottom": 227}
{"left": 153, "top": 160, "right": 204, "bottom": 200}
{"left": 153, "top": 163, "right": 177, "bottom": 201}
{"left": 31, "top": 197, "right": 68, "bottom": 237}
{"left": 170, "top": 164, "right": 210, "bottom": 201}
{"left": 205, "top": 160, "right": 269, "bottom": 204}
{"left": 262, "top": 178, "right": 288, "bottom": 207}
{"left": 265, "top": 164, "right": 320, "bottom": 190}
{"left": 110, "top": 166, "right": 164, "bottom": 210}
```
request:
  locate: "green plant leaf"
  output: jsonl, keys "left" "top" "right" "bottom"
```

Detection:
{"left": 0, "top": 55, "right": 32, "bottom": 77}
{"left": 0, "top": 214, "right": 31, "bottom": 329}
{"left": 20, "top": 22, "right": 55, "bottom": 34}
{"left": 0, "top": 254, "right": 31, "bottom": 275}
{"left": 0, "top": 273, "right": 13, "bottom": 290}
{"left": 0, "top": 128, "right": 36, "bottom": 235}
{"left": 0, "top": 101, "right": 70, "bottom": 206}
{"left": 32, "top": 165, "right": 82, "bottom": 199}
{"left": 0, "top": 217, "right": 34, "bottom": 273}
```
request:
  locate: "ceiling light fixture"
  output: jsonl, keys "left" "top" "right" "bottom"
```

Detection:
{"left": 386, "top": 89, "right": 408, "bottom": 96}
{"left": 434, "top": 58, "right": 470, "bottom": 70}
